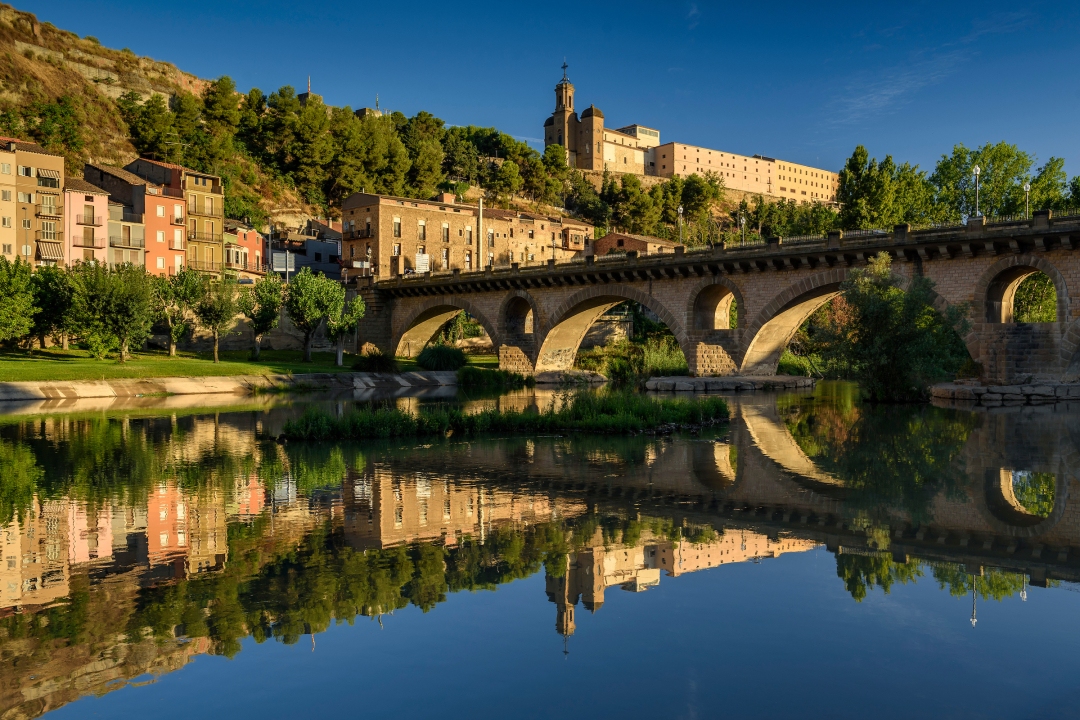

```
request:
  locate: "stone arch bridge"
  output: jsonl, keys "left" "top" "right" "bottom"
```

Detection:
{"left": 355, "top": 211, "right": 1080, "bottom": 382}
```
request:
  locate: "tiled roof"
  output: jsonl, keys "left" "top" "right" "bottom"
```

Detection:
{"left": 0, "top": 135, "right": 64, "bottom": 157}
{"left": 64, "top": 177, "right": 109, "bottom": 195}
{"left": 85, "top": 162, "right": 151, "bottom": 187}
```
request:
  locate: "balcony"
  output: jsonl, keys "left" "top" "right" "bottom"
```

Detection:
{"left": 187, "top": 259, "right": 221, "bottom": 273}
{"left": 35, "top": 204, "right": 62, "bottom": 218}
{"left": 169, "top": 238, "right": 186, "bottom": 251}
{"left": 76, "top": 214, "right": 103, "bottom": 226}
{"left": 161, "top": 187, "right": 184, "bottom": 199}
{"left": 345, "top": 227, "right": 376, "bottom": 240}
{"left": 122, "top": 211, "right": 143, "bottom": 223}
{"left": 225, "top": 259, "right": 265, "bottom": 273}
{"left": 109, "top": 235, "right": 146, "bottom": 249}
{"left": 187, "top": 205, "right": 221, "bottom": 218}
{"left": 35, "top": 230, "right": 59, "bottom": 241}
{"left": 188, "top": 231, "right": 224, "bottom": 243}
{"left": 71, "top": 234, "right": 105, "bottom": 249}
{"left": 170, "top": 214, "right": 185, "bottom": 226}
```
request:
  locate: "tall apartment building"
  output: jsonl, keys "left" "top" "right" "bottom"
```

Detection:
{"left": 0, "top": 143, "right": 15, "bottom": 261}
{"left": 84, "top": 163, "right": 188, "bottom": 276}
{"left": 62, "top": 178, "right": 109, "bottom": 265}
{"left": 0, "top": 138, "right": 66, "bottom": 267}
{"left": 125, "top": 159, "right": 224, "bottom": 277}
{"left": 340, "top": 192, "right": 593, "bottom": 278}
{"left": 542, "top": 70, "right": 839, "bottom": 204}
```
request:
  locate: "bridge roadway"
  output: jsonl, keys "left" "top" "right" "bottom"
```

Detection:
{"left": 352, "top": 395, "right": 1080, "bottom": 585}
{"left": 354, "top": 211, "right": 1080, "bottom": 383}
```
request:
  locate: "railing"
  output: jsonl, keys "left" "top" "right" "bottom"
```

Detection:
{"left": 170, "top": 238, "right": 186, "bottom": 251}
{"left": 841, "top": 228, "right": 888, "bottom": 238}
{"left": 187, "top": 205, "right": 220, "bottom": 218}
{"left": 160, "top": 187, "right": 184, "bottom": 198}
{"left": 109, "top": 235, "right": 145, "bottom": 248}
{"left": 35, "top": 204, "right": 61, "bottom": 218}
{"left": 35, "top": 230, "right": 59, "bottom": 241}
{"left": 781, "top": 234, "right": 826, "bottom": 245}
{"left": 188, "top": 231, "right": 224, "bottom": 243}
{"left": 122, "top": 211, "right": 143, "bottom": 223}
{"left": 188, "top": 259, "right": 221, "bottom": 272}
{"left": 170, "top": 214, "right": 185, "bottom": 225}
{"left": 76, "top": 214, "right": 103, "bottom": 226}
{"left": 345, "top": 228, "right": 376, "bottom": 239}
{"left": 225, "top": 259, "right": 265, "bottom": 273}
{"left": 71, "top": 234, "right": 105, "bottom": 249}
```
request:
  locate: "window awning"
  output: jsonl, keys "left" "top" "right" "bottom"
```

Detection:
{"left": 36, "top": 168, "right": 61, "bottom": 179}
{"left": 36, "top": 241, "right": 64, "bottom": 260}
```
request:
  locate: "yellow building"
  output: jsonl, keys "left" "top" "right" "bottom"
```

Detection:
{"left": 0, "top": 142, "right": 15, "bottom": 260}
{"left": 542, "top": 68, "right": 839, "bottom": 204}
{"left": 0, "top": 139, "right": 66, "bottom": 267}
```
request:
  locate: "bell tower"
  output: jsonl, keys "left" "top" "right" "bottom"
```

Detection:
{"left": 546, "top": 62, "right": 579, "bottom": 166}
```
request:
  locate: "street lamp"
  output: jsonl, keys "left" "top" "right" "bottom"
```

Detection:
{"left": 677, "top": 205, "right": 684, "bottom": 245}
{"left": 739, "top": 213, "right": 746, "bottom": 245}
{"left": 1023, "top": 182, "right": 1031, "bottom": 218}
{"left": 973, "top": 165, "right": 981, "bottom": 217}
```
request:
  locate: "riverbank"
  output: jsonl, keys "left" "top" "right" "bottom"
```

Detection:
{"left": 931, "top": 381, "right": 1080, "bottom": 408}
{"left": 646, "top": 375, "right": 816, "bottom": 392}
{"left": 0, "top": 370, "right": 459, "bottom": 404}
{"left": 282, "top": 390, "right": 729, "bottom": 441}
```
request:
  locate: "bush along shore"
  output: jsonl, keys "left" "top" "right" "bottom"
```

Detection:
{"left": 281, "top": 390, "right": 729, "bottom": 441}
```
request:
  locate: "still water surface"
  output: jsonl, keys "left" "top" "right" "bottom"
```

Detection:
{"left": 1, "top": 384, "right": 1079, "bottom": 719}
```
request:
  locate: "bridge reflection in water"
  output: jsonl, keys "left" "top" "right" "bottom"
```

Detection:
{"left": 0, "top": 386, "right": 1078, "bottom": 717}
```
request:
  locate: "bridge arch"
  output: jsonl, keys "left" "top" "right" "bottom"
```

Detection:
{"left": 740, "top": 269, "right": 849, "bottom": 376}
{"left": 686, "top": 277, "right": 745, "bottom": 331}
{"left": 498, "top": 289, "right": 544, "bottom": 341}
{"left": 392, "top": 297, "right": 499, "bottom": 358}
{"left": 534, "top": 284, "right": 690, "bottom": 374}
{"left": 973, "top": 254, "right": 1069, "bottom": 324}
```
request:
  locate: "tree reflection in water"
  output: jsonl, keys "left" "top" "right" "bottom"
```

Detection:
{"left": 780, "top": 383, "right": 978, "bottom": 523}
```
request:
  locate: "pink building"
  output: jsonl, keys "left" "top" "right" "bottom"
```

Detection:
{"left": 62, "top": 178, "right": 109, "bottom": 266}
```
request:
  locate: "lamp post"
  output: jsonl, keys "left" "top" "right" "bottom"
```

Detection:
{"left": 677, "top": 205, "right": 684, "bottom": 245}
{"left": 739, "top": 213, "right": 746, "bottom": 245}
{"left": 1023, "top": 182, "right": 1031, "bottom": 219}
{"left": 973, "top": 165, "right": 981, "bottom": 217}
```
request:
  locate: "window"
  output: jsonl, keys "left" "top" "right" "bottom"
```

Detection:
{"left": 156, "top": 230, "right": 164, "bottom": 243}
{"left": 0, "top": 190, "right": 9, "bottom": 201}
{"left": 21, "top": 244, "right": 31, "bottom": 256}
{"left": 417, "top": 220, "right": 426, "bottom": 241}
{"left": 156, "top": 256, "right": 165, "bottom": 269}
{"left": 156, "top": 206, "right": 164, "bottom": 217}
{"left": 509, "top": 227, "right": 514, "bottom": 238}
{"left": 18, "top": 166, "right": 31, "bottom": 177}
{"left": 21, "top": 219, "right": 30, "bottom": 229}
{"left": 1, "top": 244, "right": 9, "bottom": 254}
{"left": 0, "top": 163, "right": 9, "bottom": 174}
{"left": 174, "top": 205, "right": 183, "bottom": 219}
{"left": 393, "top": 217, "right": 401, "bottom": 237}
{"left": 37, "top": 176, "right": 58, "bottom": 189}
{"left": 465, "top": 250, "right": 472, "bottom": 269}
{"left": 392, "top": 243, "right": 401, "bottom": 256}
{"left": 17, "top": 192, "right": 32, "bottom": 203}
{"left": 441, "top": 222, "right": 449, "bottom": 241}
{"left": 527, "top": 230, "right": 534, "bottom": 239}
{"left": 487, "top": 228, "right": 494, "bottom": 247}
{"left": 314, "top": 252, "right": 322, "bottom": 262}
{"left": 465, "top": 226, "right": 472, "bottom": 243}
{"left": 1, "top": 217, "right": 8, "bottom": 228}
{"left": 488, "top": 252, "right": 494, "bottom": 266}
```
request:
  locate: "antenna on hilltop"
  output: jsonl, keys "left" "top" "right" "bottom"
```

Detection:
{"left": 376, "top": 93, "right": 380, "bottom": 111}
{"left": 307, "top": 76, "right": 311, "bottom": 94}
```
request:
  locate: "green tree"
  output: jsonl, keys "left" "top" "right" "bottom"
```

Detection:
{"left": 30, "top": 264, "right": 72, "bottom": 349}
{"left": 929, "top": 141, "right": 1055, "bottom": 221}
{"left": 1012, "top": 273, "right": 1057, "bottom": 323}
{"left": 325, "top": 294, "right": 366, "bottom": 367}
{"left": 284, "top": 267, "right": 343, "bottom": 362}
{"left": 0, "top": 440, "right": 41, "bottom": 525}
{"left": 837, "top": 145, "right": 939, "bottom": 229}
{"left": 237, "top": 274, "right": 284, "bottom": 359}
{"left": 69, "top": 263, "right": 154, "bottom": 361}
{"left": 194, "top": 278, "right": 240, "bottom": 363}
{"left": 150, "top": 267, "right": 203, "bottom": 357}
{"left": 818, "top": 252, "right": 970, "bottom": 401}
{"left": 484, "top": 160, "right": 523, "bottom": 206}
{"left": 117, "top": 92, "right": 176, "bottom": 161}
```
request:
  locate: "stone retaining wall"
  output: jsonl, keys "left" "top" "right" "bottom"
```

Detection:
{"left": 0, "top": 371, "right": 458, "bottom": 403}
{"left": 931, "top": 381, "right": 1080, "bottom": 407}
{"left": 645, "top": 375, "right": 815, "bottom": 392}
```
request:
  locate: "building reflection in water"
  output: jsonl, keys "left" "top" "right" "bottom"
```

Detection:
{"left": 1, "top": 389, "right": 1077, "bottom": 719}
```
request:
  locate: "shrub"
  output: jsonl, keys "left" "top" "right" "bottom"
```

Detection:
{"left": 457, "top": 366, "right": 535, "bottom": 392}
{"left": 352, "top": 349, "right": 399, "bottom": 373}
{"left": 416, "top": 344, "right": 466, "bottom": 371}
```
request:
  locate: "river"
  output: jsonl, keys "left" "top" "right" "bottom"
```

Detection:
{"left": 0, "top": 383, "right": 1078, "bottom": 719}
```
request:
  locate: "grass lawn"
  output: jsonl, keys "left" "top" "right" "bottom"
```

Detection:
{"left": 0, "top": 348, "right": 500, "bottom": 383}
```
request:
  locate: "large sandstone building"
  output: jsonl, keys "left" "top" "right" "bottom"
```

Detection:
{"left": 543, "top": 66, "right": 839, "bottom": 205}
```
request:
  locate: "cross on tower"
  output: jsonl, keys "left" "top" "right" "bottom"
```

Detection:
{"left": 561, "top": 60, "right": 568, "bottom": 81}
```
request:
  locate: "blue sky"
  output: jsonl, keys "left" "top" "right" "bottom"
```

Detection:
{"left": 22, "top": 0, "right": 1080, "bottom": 175}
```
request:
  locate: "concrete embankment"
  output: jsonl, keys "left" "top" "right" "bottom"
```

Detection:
{"left": 931, "top": 381, "right": 1080, "bottom": 408}
{"left": 645, "top": 375, "right": 816, "bottom": 392}
{"left": 0, "top": 371, "right": 459, "bottom": 404}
